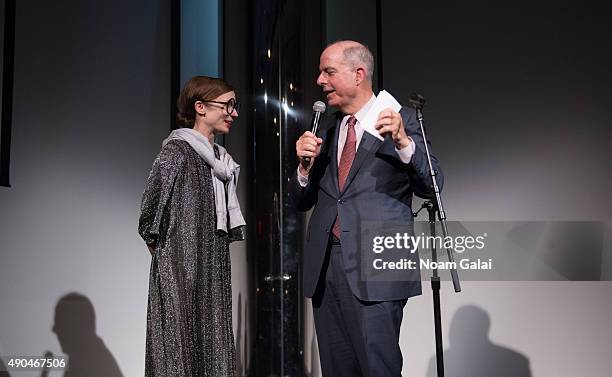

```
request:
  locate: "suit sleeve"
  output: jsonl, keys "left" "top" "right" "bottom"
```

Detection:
{"left": 288, "top": 165, "right": 321, "bottom": 212}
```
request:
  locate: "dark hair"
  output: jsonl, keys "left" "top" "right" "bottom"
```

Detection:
{"left": 176, "top": 76, "right": 234, "bottom": 127}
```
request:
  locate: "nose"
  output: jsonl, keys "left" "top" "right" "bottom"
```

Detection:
{"left": 231, "top": 108, "right": 239, "bottom": 117}
{"left": 316, "top": 72, "right": 325, "bottom": 87}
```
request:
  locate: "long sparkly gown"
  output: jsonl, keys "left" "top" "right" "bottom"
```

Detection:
{"left": 138, "top": 140, "right": 236, "bottom": 377}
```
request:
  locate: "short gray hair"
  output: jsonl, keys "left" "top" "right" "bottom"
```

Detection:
{"left": 342, "top": 43, "right": 374, "bottom": 82}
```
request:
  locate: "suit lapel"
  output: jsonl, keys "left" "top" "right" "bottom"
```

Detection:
{"left": 317, "top": 114, "right": 341, "bottom": 197}
{"left": 341, "top": 130, "right": 383, "bottom": 194}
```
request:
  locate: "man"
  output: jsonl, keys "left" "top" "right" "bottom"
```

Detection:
{"left": 289, "top": 40, "right": 443, "bottom": 376}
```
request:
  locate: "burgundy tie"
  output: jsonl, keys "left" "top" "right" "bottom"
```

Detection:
{"left": 332, "top": 116, "right": 357, "bottom": 239}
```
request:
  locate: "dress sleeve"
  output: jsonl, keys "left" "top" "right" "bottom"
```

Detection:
{"left": 138, "top": 143, "right": 184, "bottom": 248}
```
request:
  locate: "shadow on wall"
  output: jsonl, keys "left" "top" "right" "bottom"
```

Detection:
{"left": 0, "top": 357, "right": 10, "bottom": 377}
{"left": 52, "top": 293, "right": 123, "bottom": 377}
{"left": 426, "top": 305, "right": 532, "bottom": 377}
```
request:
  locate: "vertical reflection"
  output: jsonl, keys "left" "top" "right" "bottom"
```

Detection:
{"left": 252, "top": 0, "right": 304, "bottom": 375}
{"left": 252, "top": 0, "right": 281, "bottom": 375}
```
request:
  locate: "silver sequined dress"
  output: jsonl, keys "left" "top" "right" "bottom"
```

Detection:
{"left": 138, "top": 140, "right": 236, "bottom": 377}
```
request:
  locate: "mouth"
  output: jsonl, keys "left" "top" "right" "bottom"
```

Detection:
{"left": 323, "top": 90, "right": 336, "bottom": 101}
{"left": 224, "top": 120, "right": 233, "bottom": 128}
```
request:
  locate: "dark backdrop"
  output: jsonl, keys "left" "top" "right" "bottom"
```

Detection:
{"left": 381, "top": 1, "right": 612, "bottom": 220}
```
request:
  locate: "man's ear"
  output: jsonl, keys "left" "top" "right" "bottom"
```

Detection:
{"left": 194, "top": 100, "right": 206, "bottom": 116}
{"left": 355, "top": 67, "right": 367, "bottom": 85}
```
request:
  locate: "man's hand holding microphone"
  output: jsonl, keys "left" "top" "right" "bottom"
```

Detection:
{"left": 296, "top": 131, "right": 323, "bottom": 176}
{"left": 296, "top": 101, "right": 326, "bottom": 177}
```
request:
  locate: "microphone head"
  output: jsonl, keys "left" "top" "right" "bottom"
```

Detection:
{"left": 408, "top": 93, "right": 426, "bottom": 110}
{"left": 312, "top": 101, "right": 326, "bottom": 113}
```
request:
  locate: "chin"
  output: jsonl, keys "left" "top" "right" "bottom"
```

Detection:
{"left": 326, "top": 93, "right": 341, "bottom": 107}
{"left": 216, "top": 125, "right": 231, "bottom": 135}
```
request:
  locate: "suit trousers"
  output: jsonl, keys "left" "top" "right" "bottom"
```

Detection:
{"left": 312, "top": 242, "right": 407, "bottom": 377}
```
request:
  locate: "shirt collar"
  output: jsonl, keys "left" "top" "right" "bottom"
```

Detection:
{"left": 351, "top": 94, "right": 377, "bottom": 124}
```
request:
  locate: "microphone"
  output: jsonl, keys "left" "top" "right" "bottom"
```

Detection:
{"left": 303, "top": 101, "right": 326, "bottom": 164}
{"left": 408, "top": 93, "right": 426, "bottom": 110}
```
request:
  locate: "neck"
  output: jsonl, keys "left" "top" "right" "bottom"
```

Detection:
{"left": 192, "top": 122, "right": 215, "bottom": 145}
{"left": 342, "top": 89, "right": 374, "bottom": 115}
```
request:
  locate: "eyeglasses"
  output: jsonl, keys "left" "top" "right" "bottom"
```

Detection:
{"left": 202, "top": 98, "right": 240, "bottom": 114}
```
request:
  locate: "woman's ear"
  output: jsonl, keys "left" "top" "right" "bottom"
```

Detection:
{"left": 194, "top": 100, "right": 206, "bottom": 116}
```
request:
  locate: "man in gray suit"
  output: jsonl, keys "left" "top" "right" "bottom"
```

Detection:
{"left": 289, "top": 40, "right": 443, "bottom": 376}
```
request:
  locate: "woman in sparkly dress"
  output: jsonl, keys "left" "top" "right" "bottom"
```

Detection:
{"left": 138, "top": 76, "right": 245, "bottom": 377}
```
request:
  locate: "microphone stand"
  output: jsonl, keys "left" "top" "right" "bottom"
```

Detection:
{"left": 410, "top": 93, "right": 461, "bottom": 377}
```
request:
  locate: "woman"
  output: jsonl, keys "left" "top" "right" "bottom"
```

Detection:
{"left": 138, "top": 76, "right": 245, "bottom": 376}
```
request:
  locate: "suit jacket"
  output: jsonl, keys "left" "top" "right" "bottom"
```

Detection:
{"left": 288, "top": 106, "right": 444, "bottom": 301}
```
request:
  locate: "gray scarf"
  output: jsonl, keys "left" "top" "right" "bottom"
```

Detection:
{"left": 163, "top": 128, "right": 246, "bottom": 238}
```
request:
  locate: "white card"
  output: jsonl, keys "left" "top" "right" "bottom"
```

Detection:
{"left": 360, "top": 90, "right": 402, "bottom": 141}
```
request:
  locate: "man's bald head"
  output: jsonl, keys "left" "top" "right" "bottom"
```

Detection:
{"left": 325, "top": 41, "right": 375, "bottom": 83}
